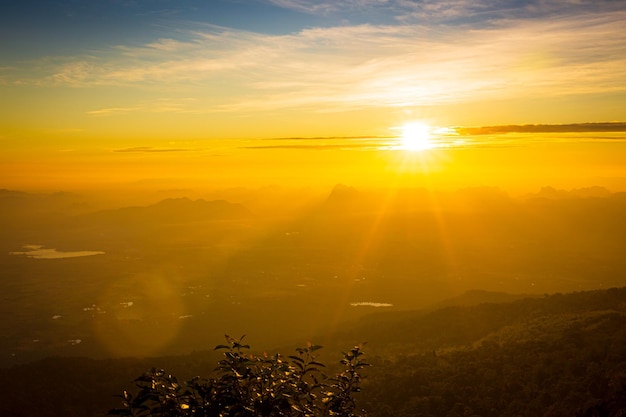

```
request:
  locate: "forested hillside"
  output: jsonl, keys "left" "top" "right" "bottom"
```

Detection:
{"left": 357, "top": 288, "right": 626, "bottom": 416}
{"left": 1, "top": 287, "right": 625, "bottom": 416}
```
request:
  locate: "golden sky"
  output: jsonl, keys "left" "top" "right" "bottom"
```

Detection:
{"left": 1, "top": 1, "right": 626, "bottom": 191}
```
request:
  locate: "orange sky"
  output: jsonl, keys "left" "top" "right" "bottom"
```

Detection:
{"left": 1, "top": 1, "right": 626, "bottom": 193}
{"left": 3, "top": 131, "right": 626, "bottom": 194}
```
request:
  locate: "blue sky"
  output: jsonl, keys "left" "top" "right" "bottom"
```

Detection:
{"left": 1, "top": 0, "right": 326, "bottom": 54}
{"left": 4, "top": 0, "right": 624, "bottom": 54}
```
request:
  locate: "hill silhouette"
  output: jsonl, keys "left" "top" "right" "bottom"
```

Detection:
{"left": 73, "top": 197, "right": 252, "bottom": 227}
{"left": 327, "top": 287, "right": 626, "bottom": 355}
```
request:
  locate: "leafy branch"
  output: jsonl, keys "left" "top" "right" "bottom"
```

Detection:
{"left": 110, "top": 335, "right": 368, "bottom": 417}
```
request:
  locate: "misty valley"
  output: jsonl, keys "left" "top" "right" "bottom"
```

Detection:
{"left": 1, "top": 185, "right": 626, "bottom": 416}
{"left": 2, "top": 185, "right": 626, "bottom": 363}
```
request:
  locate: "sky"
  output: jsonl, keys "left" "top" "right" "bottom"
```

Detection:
{"left": 1, "top": 0, "right": 626, "bottom": 192}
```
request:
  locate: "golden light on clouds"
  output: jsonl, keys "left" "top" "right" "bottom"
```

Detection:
{"left": 2, "top": 9, "right": 626, "bottom": 143}
{"left": 1, "top": 1, "right": 626, "bottom": 193}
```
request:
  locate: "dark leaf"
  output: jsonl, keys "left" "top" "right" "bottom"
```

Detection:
{"left": 214, "top": 344, "right": 231, "bottom": 350}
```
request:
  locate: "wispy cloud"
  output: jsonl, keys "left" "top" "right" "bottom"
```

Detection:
{"left": 264, "top": 0, "right": 624, "bottom": 22}
{"left": 241, "top": 136, "right": 391, "bottom": 150}
{"left": 7, "top": 8, "right": 626, "bottom": 115}
{"left": 113, "top": 146, "right": 194, "bottom": 153}
{"left": 87, "top": 98, "right": 196, "bottom": 115}
{"left": 262, "top": 0, "right": 340, "bottom": 14}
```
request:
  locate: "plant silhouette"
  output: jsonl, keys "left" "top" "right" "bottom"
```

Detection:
{"left": 110, "top": 335, "right": 369, "bottom": 417}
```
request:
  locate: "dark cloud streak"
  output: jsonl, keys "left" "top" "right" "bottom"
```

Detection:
{"left": 241, "top": 144, "right": 383, "bottom": 150}
{"left": 454, "top": 122, "right": 626, "bottom": 135}
{"left": 114, "top": 147, "right": 193, "bottom": 153}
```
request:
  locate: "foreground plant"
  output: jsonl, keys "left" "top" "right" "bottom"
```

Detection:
{"left": 109, "top": 335, "right": 369, "bottom": 417}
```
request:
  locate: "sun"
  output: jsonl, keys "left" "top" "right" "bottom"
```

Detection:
{"left": 399, "top": 122, "right": 434, "bottom": 151}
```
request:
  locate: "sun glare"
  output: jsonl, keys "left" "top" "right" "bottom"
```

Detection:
{"left": 399, "top": 122, "right": 434, "bottom": 151}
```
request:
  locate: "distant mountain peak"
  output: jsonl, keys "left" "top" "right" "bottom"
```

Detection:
{"left": 529, "top": 185, "right": 612, "bottom": 200}
{"left": 327, "top": 184, "right": 360, "bottom": 202}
